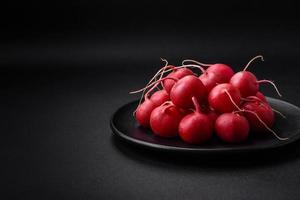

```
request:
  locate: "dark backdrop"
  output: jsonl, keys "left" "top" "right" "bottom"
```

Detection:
{"left": 2, "top": 1, "right": 300, "bottom": 200}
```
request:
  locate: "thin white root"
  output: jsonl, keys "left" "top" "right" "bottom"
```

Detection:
{"left": 182, "top": 59, "right": 212, "bottom": 67}
{"left": 243, "top": 55, "right": 264, "bottom": 71}
{"left": 224, "top": 90, "right": 242, "bottom": 111}
{"left": 244, "top": 109, "right": 288, "bottom": 141}
{"left": 272, "top": 108, "right": 287, "bottom": 119}
{"left": 137, "top": 59, "right": 171, "bottom": 108}
{"left": 257, "top": 79, "right": 282, "bottom": 97}
{"left": 130, "top": 77, "right": 178, "bottom": 94}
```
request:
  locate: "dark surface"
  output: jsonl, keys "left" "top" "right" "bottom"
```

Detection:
{"left": 111, "top": 98, "right": 300, "bottom": 153}
{"left": 3, "top": 0, "right": 300, "bottom": 199}
{"left": 2, "top": 54, "right": 300, "bottom": 199}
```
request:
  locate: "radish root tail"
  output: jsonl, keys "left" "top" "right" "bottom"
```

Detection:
{"left": 257, "top": 79, "right": 282, "bottom": 97}
{"left": 243, "top": 55, "right": 264, "bottom": 71}
{"left": 130, "top": 77, "right": 179, "bottom": 94}
{"left": 243, "top": 110, "right": 288, "bottom": 141}
{"left": 137, "top": 61, "right": 169, "bottom": 109}
{"left": 272, "top": 108, "right": 286, "bottom": 119}
{"left": 182, "top": 59, "right": 212, "bottom": 67}
{"left": 224, "top": 90, "right": 242, "bottom": 111}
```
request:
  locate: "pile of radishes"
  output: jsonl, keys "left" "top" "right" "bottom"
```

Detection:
{"left": 130, "top": 56, "right": 287, "bottom": 144}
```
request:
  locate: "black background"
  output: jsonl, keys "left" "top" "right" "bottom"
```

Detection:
{"left": 2, "top": 0, "right": 300, "bottom": 199}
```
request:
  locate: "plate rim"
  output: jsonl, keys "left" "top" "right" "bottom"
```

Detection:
{"left": 110, "top": 97, "right": 300, "bottom": 154}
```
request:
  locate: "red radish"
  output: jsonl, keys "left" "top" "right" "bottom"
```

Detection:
{"left": 182, "top": 59, "right": 234, "bottom": 83}
{"left": 170, "top": 75, "right": 207, "bottom": 109}
{"left": 200, "top": 105, "right": 219, "bottom": 125}
{"left": 206, "top": 64, "right": 235, "bottom": 83}
{"left": 206, "top": 109, "right": 219, "bottom": 125}
{"left": 230, "top": 55, "right": 282, "bottom": 97}
{"left": 150, "top": 90, "right": 169, "bottom": 106}
{"left": 256, "top": 91, "right": 267, "bottom": 102}
{"left": 135, "top": 99, "right": 156, "bottom": 127}
{"left": 215, "top": 113, "right": 249, "bottom": 143}
{"left": 163, "top": 68, "right": 194, "bottom": 93}
{"left": 230, "top": 71, "right": 258, "bottom": 97}
{"left": 242, "top": 100, "right": 274, "bottom": 133}
{"left": 150, "top": 103, "right": 183, "bottom": 137}
{"left": 208, "top": 83, "right": 241, "bottom": 113}
{"left": 179, "top": 97, "right": 213, "bottom": 144}
{"left": 225, "top": 90, "right": 287, "bottom": 140}
{"left": 199, "top": 71, "right": 223, "bottom": 92}
{"left": 242, "top": 95, "right": 265, "bottom": 104}
{"left": 183, "top": 59, "right": 234, "bottom": 92}
{"left": 132, "top": 77, "right": 177, "bottom": 127}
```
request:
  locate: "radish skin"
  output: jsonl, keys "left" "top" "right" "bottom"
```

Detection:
{"left": 208, "top": 83, "right": 241, "bottom": 113}
{"left": 179, "top": 97, "right": 213, "bottom": 144}
{"left": 215, "top": 113, "right": 249, "bottom": 143}
{"left": 150, "top": 104, "right": 183, "bottom": 137}
{"left": 170, "top": 75, "right": 207, "bottom": 109}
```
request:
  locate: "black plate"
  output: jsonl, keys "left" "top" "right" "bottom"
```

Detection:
{"left": 110, "top": 98, "right": 300, "bottom": 154}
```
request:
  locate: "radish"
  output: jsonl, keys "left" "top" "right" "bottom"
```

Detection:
{"left": 224, "top": 90, "right": 288, "bottom": 141}
{"left": 150, "top": 103, "right": 183, "bottom": 137}
{"left": 241, "top": 101, "right": 287, "bottom": 140}
{"left": 182, "top": 59, "right": 234, "bottom": 83}
{"left": 135, "top": 99, "right": 156, "bottom": 128}
{"left": 179, "top": 97, "right": 213, "bottom": 144}
{"left": 149, "top": 90, "right": 169, "bottom": 106}
{"left": 135, "top": 87, "right": 168, "bottom": 128}
{"left": 242, "top": 95, "right": 287, "bottom": 119}
{"left": 208, "top": 83, "right": 241, "bottom": 113}
{"left": 206, "top": 64, "right": 234, "bottom": 83}
{"left": 242, "top": 100, "right": 275, "bottom": 133}
{"left": 230, "top": 55, "right": 282, "bottom": 97}
{"left": 215, "top": 113, "right": 249, "bottom": 143}
{"left": 206, "top": 109, "right": 219, "bottom": 125}
{"left": 230, "top": 71, "right": 259, "bottom": 97}
{"left": 183, "top": 59, "right": 234, "bottom": 92}
{"left": 163, "top": 68, "right": 194, "bottom": 93}
{"left": 242, "top": 95, "right": 265, "bottom": 104}
{"left": 170, "top": 75, "right": 207, "bottom": 109}
{"left": 131, "top": 57, "right": 287, "bottom": 143}
{"left": 199, "top": 71, "right": 223, "bottom": 92}
{"left": 132, "top": 77, "right": 177, "bottom": 128}
{"left": 256, "top": 91, "right": 267, "bottom": 102}
{"left": 200, "top": 105, "right": 219, "bottom": 125}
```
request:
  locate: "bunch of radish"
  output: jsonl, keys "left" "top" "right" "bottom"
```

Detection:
{"left": 130, "top": 56, "right": 287, "bottom": 144}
